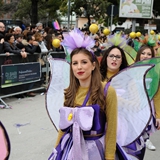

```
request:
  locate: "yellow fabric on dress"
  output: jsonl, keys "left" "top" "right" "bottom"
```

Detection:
{"left": 55, "top": 83, "right": 117, "bottom": 160}
{"left": 153, "top": 86, "right": 160, "bottom": 119}
{"left": 105, "top": 69, "right": 119, "bottom": 82}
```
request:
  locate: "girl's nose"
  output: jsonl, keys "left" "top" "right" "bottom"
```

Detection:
{"left": 77, "top": 63, "right": 82, "bottom": 69}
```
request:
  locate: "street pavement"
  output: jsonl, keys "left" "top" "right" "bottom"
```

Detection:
{"left": 0, "top": 93, "right": 160, "bottom": 160}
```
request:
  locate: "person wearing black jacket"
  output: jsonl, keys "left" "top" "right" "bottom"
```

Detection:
{"left": 0, "top": 22, "right": 6, "bottom": 36}
{"left": 25, "top": 35, "right": 41, "bottom": 54}
{"left": 0, "top": 33, "right": 5, "bottom": 53}
{"left": 4, "top": 33, "right": 27, "bottom": 59}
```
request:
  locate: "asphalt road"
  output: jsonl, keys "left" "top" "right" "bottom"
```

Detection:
{"left": 0, "top": 94, "right": 159, "bottom": 160}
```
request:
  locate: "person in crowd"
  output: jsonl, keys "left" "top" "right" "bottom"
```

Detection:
{"left": 15, "top": 34, "right": 26, "bottom": 50}
{"left": 93, "top": 39, "right": 102, "bottom": 57}
{"left": 49, "top": 29, "right": 117, "bottom": 160}
{"left": 53, "top": 32, "right": 64, "bottom": 52}
{"left": 13, "top": 26, "right": 22, "bottom": 36}
{"left": 0, "top": 33, "right": 9, "bottom": 56}
{"left": 30, "top": 24, "right": 37, "bottom": 34}
{"left": 36, "top": 22, "right": 44, "bottom": 34}
{"left": 25, "top": 35, "right": 41, "bottom": 54}
{"left": 4, "top": 33, "right": 27, "bottom": 59}
{"left": 135, "top": 44, "right": 160, "bottom": 151}
{"left": 44, "top": 34, "right": 54, "bottom": 51}
{"left": 3, "top": 33, "right": 36, "bottom": 98}
{"left": 0, "top": 33, "right": 5, "bottom": 53}
{"left": 34, "top": 32, "right": 48, "bottom": 53}
{"left": 8, "top": 28, "right": 15, "bottom": 34}
{"left": 0, "top": 22, "right": 6, "bottom": 36}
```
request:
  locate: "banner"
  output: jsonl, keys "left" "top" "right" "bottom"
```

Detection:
{"left": 1, "top": 62, "right": 41, "bottom": 88}
{"left": 119, "top": 0, "right": 154, "bottom": 18}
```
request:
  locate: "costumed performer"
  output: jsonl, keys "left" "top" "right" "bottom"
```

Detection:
{"left": 135, "top": 44, "right": 160, "bottom": 151}
{"left": 100, "top": 34, "right": 153, "bottom": 160}
{"left": 48, "top": 28, "right": 118, "bottom": 160}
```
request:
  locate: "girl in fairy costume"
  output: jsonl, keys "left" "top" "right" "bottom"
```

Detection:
{"left": 135, "top": 45, "right": 160, "bottom": 151}
{"left": 48, "top": 29, "right": 118, "bottom": 160}
{"left": 99, "top": 34, "right": 153, "bottom": 160}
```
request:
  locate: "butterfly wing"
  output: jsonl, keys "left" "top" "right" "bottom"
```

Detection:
{"left": 110, "top": 65, "right": 154, "bottom": 146}
{"left": 46, "top": 57, "right": 70, "bottom": 130}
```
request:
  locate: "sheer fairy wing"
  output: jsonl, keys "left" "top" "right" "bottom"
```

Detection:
{"left": 110, "top": 65, "right": 154, "bottom": 146}
{"left": 123, "top": 45, "right": 137, "bottom": 65}
{"left": 0, "top": 121, "right": 11, "bottom": 160}
{"left": 132, "top": 57, "right": 160, "bottom": 100}
{"left": 46, "top": 57, "right": 70, "bottom": 131}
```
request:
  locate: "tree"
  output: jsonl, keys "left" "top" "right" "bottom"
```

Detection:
{"left": 0, "top": 0, "right": 18, "bottom": 18}
{"left": 0, "top": 0, "right": 4, "bottom": 17}
{"left": 60, "top": 0, "right": 111, "bottom": 28}
{"left": 13, "top": 0, "right": 62, "bottom": 25}
{"left": 31, "top": 0, "right": 39, "bottom": 24}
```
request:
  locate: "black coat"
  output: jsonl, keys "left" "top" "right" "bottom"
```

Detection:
{"left": 0, "top": 43, "right": 4, "bottom": 53}
{"left": 25, "top": 44, "right": 41, "bottom": 54}
{"left": 4, "top": 42, "right": 21, "bottom": 55}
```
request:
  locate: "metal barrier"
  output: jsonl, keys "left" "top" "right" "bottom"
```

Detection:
{"left": 0, "top": 51, "right": 65, "bottom": 108}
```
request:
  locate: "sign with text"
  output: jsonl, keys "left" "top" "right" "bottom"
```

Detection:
{"left": 1, "top": 62, "right": 41, "bottom": 88}
{"left": 119, "top": 0, "right": 154, "bottom": 18}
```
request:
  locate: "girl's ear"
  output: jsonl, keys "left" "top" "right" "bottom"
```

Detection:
{"left": 92, "top": 62, "right": 96, "bottom": 70}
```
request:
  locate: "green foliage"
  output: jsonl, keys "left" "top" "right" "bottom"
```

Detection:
{"left": 65, "top": 0, "right": 111, "bottom": 26}
{"left": 0, "top": 0, "right": 17, "bottom": 17}
{"left": 0, "top": 0, "right": 4, "bottom": 16}
{"left": 14, "top": 0, "right": 31, "bottom": 21}
{"left": 13, "top": 0, "right": 62, "bottom": 24}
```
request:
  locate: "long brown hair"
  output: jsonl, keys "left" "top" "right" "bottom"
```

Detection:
{"left": 135, "top": 44, "right": 155, "bottom": 62}
{"left": 64, "top": 48, "right": 106, "bottom": 110}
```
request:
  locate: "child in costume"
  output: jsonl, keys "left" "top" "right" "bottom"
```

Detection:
{"left": 47, "top": 30, "right": 153, "bottom": 160}
{"left": 100, "top": 34, "right": 154, "bottom": 160}
{"left": 48, "top": 29, "right": 118, "bottom": 160}
{"left": 135, "top": 45, "right": 160, "bottom": 151}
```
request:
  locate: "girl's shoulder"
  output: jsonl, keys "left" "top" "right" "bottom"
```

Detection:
{"left": 101, "top": 81, "right": 116, "bottom": 96}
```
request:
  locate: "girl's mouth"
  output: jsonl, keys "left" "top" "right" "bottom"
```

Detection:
{"left": 77, "top": 72, "right": 84, "bottom": 75}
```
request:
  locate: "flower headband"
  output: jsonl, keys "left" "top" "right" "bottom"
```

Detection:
{"left": 61, "top": 28, "right": 95, "bottom": 62}
{"left": 103, "top": 32, "right": 137, "bottom": 65}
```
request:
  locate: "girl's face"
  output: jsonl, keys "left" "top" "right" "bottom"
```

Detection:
{"left": 140, "top": 48, "right": 152, "bottom": 61}
{"left": 107, "top": 48, "right": 122, "bottom": 72}
{"left": 71, "top": 52, "right": 95, "bottom": 87}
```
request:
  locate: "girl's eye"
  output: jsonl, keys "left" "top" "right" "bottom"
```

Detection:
{"left": 72, "top": 62, "right": 77, "bottom": 65}
{"left": 82, "top": 61, "right": 87, "bottom": 64}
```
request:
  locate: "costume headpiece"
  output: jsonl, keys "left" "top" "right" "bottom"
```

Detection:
{"left": 104, "top": 32, "right": 137, "bottom": 65}
{"left": 61, "top": 28, "right": 95, "bottom": 62}
{"left": 134, "top": 34, "right": 157, "bottom": 52}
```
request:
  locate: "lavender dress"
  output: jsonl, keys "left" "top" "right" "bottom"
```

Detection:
{"left": 48, "top": 90, "right": 107, "bottom": 160}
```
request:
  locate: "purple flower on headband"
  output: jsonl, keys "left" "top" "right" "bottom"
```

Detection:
{"left": 61, "top": 28, "right": 95, "bottom": 55}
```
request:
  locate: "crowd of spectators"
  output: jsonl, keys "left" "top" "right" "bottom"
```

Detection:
{"left": 0, "top": 22, "right": 66, "bottom": 98}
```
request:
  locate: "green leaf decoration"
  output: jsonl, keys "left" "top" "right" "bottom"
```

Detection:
{"left": 132, "top": 57, "right": 160, "bottom": 100}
